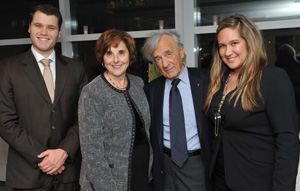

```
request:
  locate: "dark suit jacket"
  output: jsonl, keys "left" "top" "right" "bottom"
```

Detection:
{"left": 0, "top": 49, "right": 87, "bottom": 189}
{"left": 144, "top": 67, "right": 213, "bottom": 191}
{"left": 208, "top": 65, "right": 299, "bottom": 191}
{"left": 276, "top": 57, "right": 300, "bottom": 113}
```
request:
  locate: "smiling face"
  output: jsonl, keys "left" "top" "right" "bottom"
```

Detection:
{"left": 151, "top": 35, "right": 185, "bottom": 80}
{"left": 103, "top": 40, "right": 130, "bottom": 78}
{"left": 218, "top": 27, "right": 247, "bottom": 74}
{"left": 28, "top": 11, "right": 61, "bottom": 58}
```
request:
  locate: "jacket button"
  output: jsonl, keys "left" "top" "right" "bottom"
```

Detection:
{"left": 52, "top": 126, "right": 56, "bottom": 129}
{"left": 109, "top": 164, "right": 114, "bottom": 168}
{"left": 160, "top": 171, "right": 163, "bottom": 174}
{"left": 52, "top": 109, "right": 55, "bottom": 113}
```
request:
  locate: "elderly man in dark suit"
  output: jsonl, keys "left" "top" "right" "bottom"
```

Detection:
{"left": 142, "top": 31, "right": 213, "bottom": 191}
{"left": 0, "top": 4, "right": 87, "bottom": 191}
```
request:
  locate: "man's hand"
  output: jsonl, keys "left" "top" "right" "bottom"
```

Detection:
{"left": 48, "top": 165, "right": 65, "bottom": 176}
{"left": 37, "top": 148, "right": 68, "bottom": 175}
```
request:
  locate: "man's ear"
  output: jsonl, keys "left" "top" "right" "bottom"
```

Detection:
{"left": 179, "top": 44, "right": 185, "bottom": 59}
{"left": 58, "top": 29, "right": 61, "bottom": 38}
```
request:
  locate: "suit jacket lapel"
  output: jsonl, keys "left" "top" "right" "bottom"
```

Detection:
{"left": 154, "top": 77, "right": 166, "bottom": 152}
{"left": 22, "top": 50, "right": 52, "bottom": 104}
{"left": 53, "top": 55, "right": 69, "bottom": 107}
{"left": 188, "top": 70, "right": 204, "bottom": 138}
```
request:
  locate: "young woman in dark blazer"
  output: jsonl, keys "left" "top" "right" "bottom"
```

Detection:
{"left": 203, "top": 14, "right": 299, "bottom": 191}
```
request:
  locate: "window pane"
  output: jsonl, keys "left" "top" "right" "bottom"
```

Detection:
{"left": 197, "top": 29, "right": 300, "bottom": 67}
{"left": 195, "top": 0, "right": 300, "bottom": 26}
{"left": 197, "top": 28, "right": 300, "bottom": 116}
{"left": 69, "top": 0, "right": 175, "bottom": 34}
{"left": 0, "top": 45, "right": 31, "bottom": 60}
{"left": 0, "top": 0, "right": 59, "bottom": 39}
{"left": 72, "top": 38, "right": 149, "bottom": 83}
{"left": 0, "top": 43, "right": 61, "bottom": 60}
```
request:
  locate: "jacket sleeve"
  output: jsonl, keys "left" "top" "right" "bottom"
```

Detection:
{"left": 265, "top": 68, "right": 299, "bottom": 191}
{"left": 58, "top": 60, "right": 88, "bottom": 161}
{"left": 78, "top": 86, "right": 117, "bottom": 191}
{"left": 0, "top": 61, "right": 47, "bottom": 168}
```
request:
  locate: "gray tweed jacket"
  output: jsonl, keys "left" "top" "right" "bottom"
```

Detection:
{"left": 79, "top": 73, "right": 153, "bottom": 191}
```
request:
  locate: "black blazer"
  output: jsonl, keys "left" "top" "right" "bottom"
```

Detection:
{"left": 208, "top": 65, "right": 299, "bottom": 191}
{"left": 144, "top": 67, "right": 213, "bottom": 191}
{"left": 0, "top": 49, "right": 87, "bottom": 188}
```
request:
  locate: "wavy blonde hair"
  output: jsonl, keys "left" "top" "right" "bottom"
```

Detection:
{"left": 203, "top": 14, "right": 268, "bottom": 113}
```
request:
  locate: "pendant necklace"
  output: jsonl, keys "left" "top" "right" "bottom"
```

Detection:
{"left": 214, "top": 71, "right": 232, "bottom": 136}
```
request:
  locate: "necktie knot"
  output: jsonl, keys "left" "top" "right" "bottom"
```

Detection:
{"left": 172, "top": 78, "right": 181, "bottom": 87}
{"left": 40, "top": 59, "right": 51, "bottom": 67}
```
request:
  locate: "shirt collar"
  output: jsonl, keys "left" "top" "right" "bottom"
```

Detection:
{"left": 31, "top": 46, "right": 56, "bottom": 63}
{"left": 166, "top": 63, "right": 188, "bottom": 85}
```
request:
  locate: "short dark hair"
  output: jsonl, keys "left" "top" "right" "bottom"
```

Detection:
{"left": 29, "top": 4, "right": 63, "bottom": 29}
{"left": 95, "top": 29, "right": 138, "bottom": 65}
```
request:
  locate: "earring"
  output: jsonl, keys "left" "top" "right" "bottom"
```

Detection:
{"left": 102, "top": 63, "right": 105, "bottom": 67}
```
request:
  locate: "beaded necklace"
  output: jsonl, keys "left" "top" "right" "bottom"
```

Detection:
{"left": 214, "top": 71, "right": 231, "bottom": 136}
{"left": 106, "top": 72, "right": 127, "bottom": 90}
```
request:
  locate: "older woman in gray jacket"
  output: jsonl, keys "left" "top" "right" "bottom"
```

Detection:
{"left": 78, "top": 29, "right": 153, "bottom": 191}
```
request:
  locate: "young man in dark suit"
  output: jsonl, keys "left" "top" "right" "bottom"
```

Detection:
{"left": 0, "top": 4, "right": 87, "bottom": 190}
{"left": 142, "top": 31, "right": 213, "bottom": 191}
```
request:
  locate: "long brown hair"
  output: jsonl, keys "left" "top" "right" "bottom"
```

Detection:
{"left": 203, "top": 14, "right": 268, "bottom": 113}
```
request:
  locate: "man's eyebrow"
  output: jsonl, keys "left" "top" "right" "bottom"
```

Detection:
{"left": 153, "top": 55, "right": 161, "bottom": 60}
